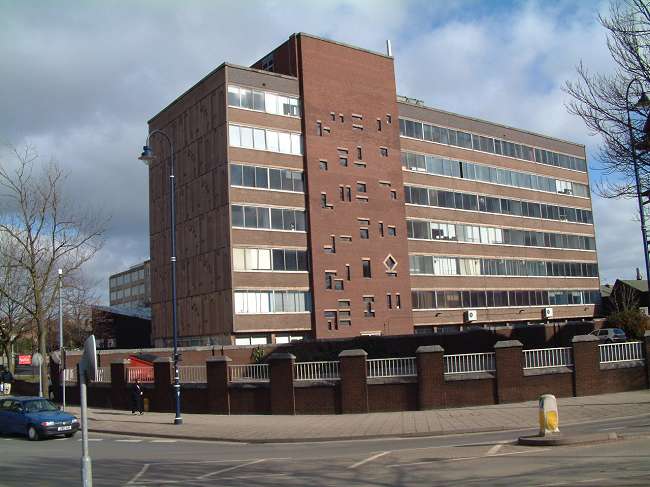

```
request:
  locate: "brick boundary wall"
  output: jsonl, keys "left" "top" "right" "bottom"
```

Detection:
{"left": 57, "top": 334, "right": 650, "bottom": 415}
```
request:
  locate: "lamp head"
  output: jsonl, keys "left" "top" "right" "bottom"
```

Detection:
{"left": 138, "top": 145, "right": 155, "bottom": 165}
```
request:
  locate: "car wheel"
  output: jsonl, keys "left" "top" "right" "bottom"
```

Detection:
{"left": 605, "top": 338, "right": 612, "bottom": 344}
{"left": 27, "top": 425, "right": 40, "bottom": 441}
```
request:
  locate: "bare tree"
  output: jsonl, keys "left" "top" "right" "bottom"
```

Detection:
{"left": 564, "top": 0, "right": 650, "bottom": 198}
{"left": 610, "top": 282, "right": 640, "bottom": 311}
{"left": 0, "top": 238, "right": 32, "bottom": 373}
{"left": 0, "top": 144, "right": 107, "bottom": 387}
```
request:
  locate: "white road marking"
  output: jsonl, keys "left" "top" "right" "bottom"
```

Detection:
{"left": 485, "top": 443, "right": 504, "bottom": 456}
{"left": 78, "top": 438, "right": 103, "bottom": 442}
{"left": 150, "top": 439, "right": 177, "bottom": 443}
{"left": 198, "top": 459, "right": 266, "bottom": 479}
{"left": 116, "top": 439, "right": 143, "bottom": 443}
{"left": 576, "top": 479, "right": 607, "bottom": 484}
{"left": 348, "top": 451, "right": 391, "bottom": 469}
{"left": 125, "top": 463, "right": 150, "bottom": 485}
{"left": 388, "top": 448, "right": 551, "bottom": 467}
{"left": 599, "top": 427, "right": 622, "bottom": 431}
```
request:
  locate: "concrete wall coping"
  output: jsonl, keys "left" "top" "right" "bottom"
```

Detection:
{"left": 572, "top": 334, "right": 599, "bottom": 343}
{"left": 111, "top": 359, "right": 131, "bottom": 365}
{"left": 645, "top": 330, "right": 650, "bottom": 338}
{"left": 153, "top": 357, "right": 172, "bottom": 363}
{"left": 494, "top": 340, "right": 523, "bottom": 349}
{"left": 416, "top": 345, "right": 444, "bottom": 354}
{"left": 207, "top": 356, "right": 232, "bottom": 363}
{"left": 268, "top": 352, "right": 296, "bottom": 361}
{"left": 338, "top": 349, "right": 368, "bottom": 358}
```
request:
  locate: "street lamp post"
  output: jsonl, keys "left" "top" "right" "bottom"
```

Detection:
{"left": 58, "top": 268, "right": 65, "bottom": 410}
{"left": 139, "top": 130, "right": 182, "bottom": 425}
{"left": 625, "top": 78, "right": 650, "bottom": 309}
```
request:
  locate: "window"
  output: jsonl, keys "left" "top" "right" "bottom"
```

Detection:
{"left": 362, "top": 259, "right": 372, "bottom": 278}
{"left": 229, "top": 124, "right": 302, "bottom": 155}
{"left": 231, "top": 164, "right": 303, "bottom": 192}
{"left": 386, "top": 114, "right": 392, "bottom": 124}
{"left": 320, "top": 193, "right": 330, "bottom": 209}
{"left": 339, "top": 153, "right": 348, "bottom": 167}
{"left": 325, "top": 310, "right": 338, "bottom": 330}
{"left": 396, "top": 293, "right": 401, "bottom": 309}
{"left": 231, "top": 205, "right": 306, "bottom": 232}
{"left": 388, "top": 226, "right": 396, "bottom": 236}
{"left": 339, "top": 114, "right": 345, "bottom": 123}
{"left": 377, "top": 119, "right": 382, "bottom": 131}
{"left": 360, "top": 228, "right": 369, "bottom": 239}
{"left": 346, "top": 264, "right": 351, "bottom": 280}
{"left": 390, "top": 190, "right": 397, "bottom": 200}
{"left": 319, "top": 160, "right": 328, "bottom": 171}
{"left": 363, "top": 296, "right": 375, "bottom": 317}
{"left": 379, "top": 222, "right": 384, "bottom": 237}
{"left": 357, "top": 147, "right": 363, "bottom": 160}
{"left": 380, "top": 147, "right": 388, "bottom": 157}
{"left": 356, "top": 182, "right": 366, "bottom": 193}
{"left": 234, "top": 290, "right": 312, "bottom": 313}
{"left": 346, "top": 186, "right": 352, "bottom": 201}
{"left": 387, "top": 294, "right": 392, "bottom": 309}
{"left": 316, "top": 121, "right": 323, "bottom": 136}
{"left": 383, "top": 255, "right": 397, "bottom": 272}
{"left": 330, "top": 112, "right": 336, "bottom": 121}
{"left": 334, "top": 279, "right": 344, "bottom": 291}
{"left": 325, "top": 272, "right": 336, "bottom": 289}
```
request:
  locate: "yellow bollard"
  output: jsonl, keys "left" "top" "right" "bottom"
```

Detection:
{"left": 538, "top": 394, "right": 559, "bottom": 435}
{"left": 143, "top": 397, "right": 150, "bottom": 412}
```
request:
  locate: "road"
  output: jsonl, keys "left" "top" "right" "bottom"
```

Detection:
{"left": 2, "top": 415, "right": 650, "bottom": 486}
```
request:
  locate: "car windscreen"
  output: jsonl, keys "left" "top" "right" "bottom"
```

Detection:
{"left": 613, "top": 329, "right": 626, "bottom": 335}
{"left": 23, "top": 399, "right": 58, "bottom": 413}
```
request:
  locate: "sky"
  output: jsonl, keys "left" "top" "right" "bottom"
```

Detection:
{"left": 0, "top": 0, "right": 641, "bottom": 303}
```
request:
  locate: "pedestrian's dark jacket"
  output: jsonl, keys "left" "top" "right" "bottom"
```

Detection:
{"left": 131, "top": 382, "right": 142, "bottom": 399}
{"left": 1, "top": 370, "right": 13, "bottom": 383}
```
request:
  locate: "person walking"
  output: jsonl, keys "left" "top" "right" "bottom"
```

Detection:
{"left": 131, "top": 378, "right": 144, "bottom": 415}
{"left": 1, "top": 367, "right": 14, "bottom": 396}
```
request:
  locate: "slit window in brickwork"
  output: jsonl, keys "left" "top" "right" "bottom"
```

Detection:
{"left": 362, "top": 259, "right": 372, "bottom": 278}
{"left": 363, "top": 296, "right": 375, "bottom": 317}
{"left": 380, "top": 147, "right": 389, "bottom": 157}
{"left": 357, "top": 147, "right": 363, "bottom": 159}
{"left": 356, "top": 182, "right": 367, "bottom": 193}
{"left": 319, "top": 160, "right": 328, "bottom": 171}
{"left": 360, "top": 228, "right": 369, "bottom": 239}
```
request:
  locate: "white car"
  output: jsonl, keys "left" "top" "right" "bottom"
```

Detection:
{"left": 589, "top": 328, "right": 628, "bottom": 343}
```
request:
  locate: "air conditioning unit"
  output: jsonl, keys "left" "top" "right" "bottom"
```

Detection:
{"left": 465, "top": 309, "right": 478, "bottom": 322}
{"left": 640, "top": 307, "right": 649, "bottom": 316}
{"left": 543, "top": 307, "right": 554, "bottom": 318}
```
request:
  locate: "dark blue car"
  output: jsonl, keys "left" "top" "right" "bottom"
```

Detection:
{"left": 0, "top": 396, "right": 79, "bottom": 440}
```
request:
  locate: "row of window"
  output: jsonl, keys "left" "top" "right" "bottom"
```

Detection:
{"left": 110, "top": 268, "right": 145, "bottom": 288}
{"left": 230, "top": 163, "right": 304, "bottom": 192}
{"left": 401, "top": 151, "right": 588, "bottom": 197}
{"left": 227, "top": 85, "right": 300, "bottom": 117}
{"left": 229, "top": 124, "right": 302, "bottom": 155}
{"left": 411, "top": 289, "right": 601, "bottom": 310}
{"left": 409, "top": 255, "right": 599, "bottom": 278}
{"left": 233, "top": 247, "right": 309, "bottom": 272}
{"left": 110, "top": 284, "right": 146, "bottom": 301}
{"left": 404, "top": 185, "right": 593, "bottom": 224}
{"left": 234, "top": 290, "right": 312, "bottom": 314}
{"left": 407, "top": 219, "right": 596, "bottom": 251}
{"left": 231, "top": 205, "right": 307, "bottom": 232}
{"left": 398, "top": 118, "right": 587, "bottom": 172}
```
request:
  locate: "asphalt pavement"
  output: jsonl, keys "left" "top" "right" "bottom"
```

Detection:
{"left": 2, "top": 414, "right": 650, "bottom": 486}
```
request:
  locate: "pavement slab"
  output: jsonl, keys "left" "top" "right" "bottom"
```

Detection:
{"left": 63, "top": 389, "right": 650, "bottom": 443}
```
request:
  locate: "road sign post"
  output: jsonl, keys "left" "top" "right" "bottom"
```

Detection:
{"left": 31, "top": 353, "right": 43, "bottom": 397}
{"left": 79, "top": 335, "right": 97, "bottom": 487}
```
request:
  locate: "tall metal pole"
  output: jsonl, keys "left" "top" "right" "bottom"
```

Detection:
{"left": 58, "top": 268, "right": 65, "bottom": 410}
{"left": 80, "top": 378, "right": 92, "bottom": 487}
{"left": 625, "top": 78, "right": 650, "bottom": 309}
{"left": 142, "top": 130, "right": 182, "bottom": 425}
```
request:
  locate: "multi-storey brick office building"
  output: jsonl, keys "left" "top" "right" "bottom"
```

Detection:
{"left": 145, "top": 33, "right": 599, "bottom": 347}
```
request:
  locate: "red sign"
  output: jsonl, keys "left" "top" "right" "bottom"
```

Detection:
{"left": 18, "top": 355, "right": 31, "bottom": 365}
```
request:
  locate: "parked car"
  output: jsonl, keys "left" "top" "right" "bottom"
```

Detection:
{"left": 589, "top": 328, "right": 628, "bottom": 343}
{"left": 0, "top": 396, "right": 79, "bottom": 440}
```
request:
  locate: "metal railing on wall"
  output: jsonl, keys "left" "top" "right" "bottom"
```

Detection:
{"left": 294, "top": 361, "right": 340, "bottom": 381}
{"left": 444, "top": 352, "right": 496, "bottom": 375}
{"left": 524, "top": 347, "right": 573, "bottom": 369}
{"left": 178, "top": 365, "right": 207, "bottom": 383}
{"left": 599, "top": 341, "right": 644, "bottom": 363}
{"left": 228, "top": 364, "right": 270, "bottom": 382}
{"left": 367, "top": 357, "right": 417, "bottom": 378}
{"left": 126, "top": 366, "right": 154, "bottom": 383}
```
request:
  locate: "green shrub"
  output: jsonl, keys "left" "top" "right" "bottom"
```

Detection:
{"left": 606, "top": 309, "right": 650, "bottom": 339}
{"left": 250, "top": 345, "right": 266, "bottom": 364}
